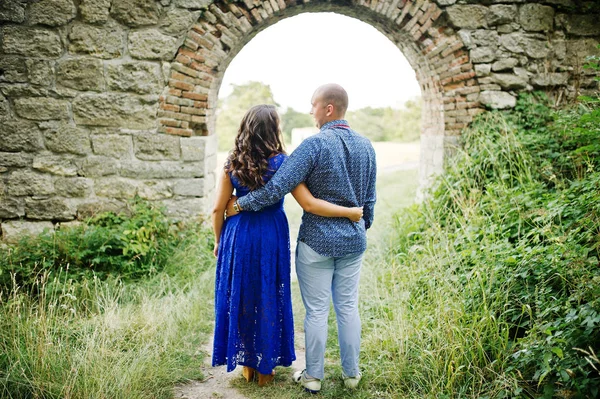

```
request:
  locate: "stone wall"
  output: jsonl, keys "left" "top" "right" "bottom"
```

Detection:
{"left": 0, "top": 0, "right": 599, "bottom": 241}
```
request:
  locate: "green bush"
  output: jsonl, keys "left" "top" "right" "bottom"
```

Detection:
{"left": 390, "top": 93, "right": 599, "bottom": 397}
{"left": 0, "top": 198, "right": 212, "bottom": 295}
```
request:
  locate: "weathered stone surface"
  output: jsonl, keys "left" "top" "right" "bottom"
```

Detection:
{"left": 26, "top": 59, "right": 55, "bottom": 86}
{"left": 7, "top": 170, "right": 54, "bottom": 196}
{"left": 29, "top": 0, "right": 77, "bottom": 27}
{"left": 75, "top": 156, "right": 118, "bottom": 177}
{"left": 57, "top": 58, "right": 104, "bottom": 91}
{"left": 519, "top": 4, "right": 554, "bottom": 32}
{"left": 160, "top": 8, "right": 201, "bottom": 36}
{"left": 0, "top": 0, "right": 26, "bottom": 23}
{"left": 0, "top": 56, "right": 28, "bottom": 83}
{"left": 79, "top": 0, "right": 111, "bottom": 23}
{"left": 0, "top": 120, "right": 45, "bottom": 152}
{"left": 557, "top": 14, "right": 600, "bottom": 37}
{"left": 91, "top": 135, "right": 133, "bottom": 159}
{"left": 0, "top": 197, "right": 24, "bottom": 219}
{"left": 0, "top": 83, "right": 50, "bottom": 97}
{"left": 111, "top": 0, "right": 160, "bottom": 26}
{"left": 76, "top": 199, "right": 125, "bottom": 219}
{"left": 128, "top": 30, "right": 180, "bottom": 60}
{"left": 531, "top": 73, "right": 569, "bottom": 87}
{"left": 0, "top": 152, "right": 33, "bottom": 168}
{"left": 470, "top": 47, "right": 496, "bottom": 63}
{"left": 475, "top": 64, "right": 492, "bottom": 77}
{"left": 25, "top": 197, "right": 76, "bottom": 221}
{"left": 137, "top": 180, "right": 173, "bottom": 200}
{"left": 446, "top": 5, "right": 488, "bottom": 29}
{"left": 119, "top": 161, "right": 203, "bottom": 179}
{"left": 181, "top": 135, "right": 216, "bottom": 162}
{"left": 33, "top": 154, "right": 78, "bottom": 176}
{"left": 94, "top": 177, "right": 138, "bottom": 199}
{"left": 1, "top": 220, "right": 54, "bottom": 244}
{"left": 492, "top": 73, "right": 528, "bottom": 90}
{"left": 479, "top": 90, "right": 516, "bottom": 109}
{"left": 14, "top": 98, "right": 69, "bottom": 121}
{"left": 174, "top": 0, "right": 211, "bottom": 9}
{"left": 160, "top": 198, "right": 207, "bottom": 220}
{"left": 72, "top": 93, "right": 157, "bottom": 129}
{"left": 0, "top": 94, "right": 9, "bottom": 120}
{"left": 1, "top": 26, "right": 63, "bottom": 58}
{"left": 500, "top": 33, "right": 550, "bottom": 59}
{"left": 134, "top": 134, "right": 181, "bottom": 160}
{"left": 487, "top": 4, "right": 517, "bottom": 26}
{"left": 41, "top": 122, "right": 92, "bottom": 155}
{"left": 492, "top": 58, "right": 518, "bottom": 71}
{"left": 471, "top": 30, "right": 500, "bottom": 46}
{"left": 55, "top": 177, "right": 93, "bottom": 197}
{"left": 106, "top": 62, "right": 162, "bottom": 94}
{"left": 173, "top": 178, "right": 204, "bottom": 197}
{"left": 565, "top": 38, "right": 600, "bottom": 64}
{"left": 68, "top": 22, "right": 124, "bottom": 59}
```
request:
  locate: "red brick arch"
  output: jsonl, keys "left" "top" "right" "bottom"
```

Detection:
{"left": 159, "top": 0, "right": 484, "bottom": 184}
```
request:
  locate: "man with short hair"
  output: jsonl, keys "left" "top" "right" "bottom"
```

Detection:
{"left": 229, "top": 83, "right": 377, "bottom": 393}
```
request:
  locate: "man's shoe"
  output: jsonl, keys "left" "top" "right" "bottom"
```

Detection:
{"left": 342, "top": 370, "right": 362, "bottom": 389}
{"left": 292, "top": 369, "right": 321, "bottom": 394}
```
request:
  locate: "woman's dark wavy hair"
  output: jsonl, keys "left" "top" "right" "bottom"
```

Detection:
{"left": 226, "top": 104, "right": 285, "bottom": 190}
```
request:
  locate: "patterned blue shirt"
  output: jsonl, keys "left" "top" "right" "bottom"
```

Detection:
{"left": 237, "top": 119, "right": 377, "bottom": 257}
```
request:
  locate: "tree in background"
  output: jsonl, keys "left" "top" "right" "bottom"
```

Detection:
{"left": 216, "top": 81, "right": 278, "bottom": 151}
{"left": 346, "top": 97, "right": 421, "bottom": 142}
{"left": 280, "top": 107, "right": 314, "bottom": 143}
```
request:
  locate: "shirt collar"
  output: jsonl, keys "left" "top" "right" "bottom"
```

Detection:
{"left": 320, "top": 119, "right": 350, "bottom": 131}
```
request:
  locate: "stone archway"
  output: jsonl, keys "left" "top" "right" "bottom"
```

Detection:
{"left": 0, "top": 0, "right": 599, "bottom": 240}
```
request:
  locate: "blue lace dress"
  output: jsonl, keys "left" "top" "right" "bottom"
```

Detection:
{"left": 212, "top": 153, "right": 296, "bottom": 375}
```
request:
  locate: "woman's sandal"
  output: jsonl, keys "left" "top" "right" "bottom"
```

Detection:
{"left": 242, "top": 366, "right": 255, "bottom": 382}
{"left": 257, "top": 370, "right": 275, "bottom": 387}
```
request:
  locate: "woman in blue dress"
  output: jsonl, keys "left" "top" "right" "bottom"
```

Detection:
{"left": 211, "top": 104, "right": 363, "bottom": 386}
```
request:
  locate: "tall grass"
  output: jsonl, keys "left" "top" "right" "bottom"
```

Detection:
{"left": 0, "top": 219, "right": 216, "bottom": 398}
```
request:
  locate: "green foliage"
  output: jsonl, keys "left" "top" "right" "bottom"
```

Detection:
{"left": 215, "top": 81, "right": 279, "bottom": 151}
{"left": 0, "top": 198, "right": 210, "bottom": 295}
{"left": 280, "top": 106, "right": 314, "bottom": 142}
{"left": 347, "top": 98, "right": 421, "bottom": 142}
{"left": 393, "top": 93, "right": 600, "bottom": 397}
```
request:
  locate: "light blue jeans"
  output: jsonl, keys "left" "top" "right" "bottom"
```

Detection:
{"left": 295, "top": 241, "right": 363, "bottom": 380}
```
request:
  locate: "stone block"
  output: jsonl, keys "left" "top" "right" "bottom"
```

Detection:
{"left": 138, "top": 180, "right": 174, "bottom": 200}
{"left": 0, "top": 0, "right": 26, "bottom": 23}
{"left": 0, "top": 198, "right": 24, "bottom": 219}
{"left": 94, "top": 177, "right": 138, "bottom": 199}
{"left": 128, "top": 30, "right": 180, "bottom": 61}
{"left": 519, "top": 4, "right": 554, "bottom": 32}
{"left": 471, "top": 30, "right": 499, "bottom": 46}
{"left": 41, "top": 122, "right": 92, "bottom": 155}
{"left": 79, "top": 0, "right": 111, "bottom": 23}
{"left": 25, "top": 197, "right": 76, "bottom": 221}
{"left": 174, "top": 0, "right": 212, "bottom": 9}
{"left": 479, "top": 91, "right": 516, "bottom": 109}
{"left": 500, "top": 33, "right": 550, "bottom": 59}
{"left": 173, "top": 178, "right": 204, "bottom": 197}
{"left": 110, "top": 0, "right": 160, "bottom": 27}
{"left": 76, "top": 199, "right": 126, "bottom": 220}
{"left": 7, "top": 170, "right": 55, "bottom": 196}
{"left": 492, "top": 73, "right": 528, "bottom": 89}
{"left": 531, "top": 73, "right": 569, "bottom": 87}
{"left": 134, "top": 133, "right": 181, "bottom": 161}
{"left": 557, "top": 14, "right": 600, "bottom": 37}
{"left": 106, "top": 62, "right": 162, "bottom": 94}
{"left": 0, "top": 152, "right": 33, "bottom": 169}
{"left": 492, "top": 58, "right": 519, "bottom": 71}
{"left": 119, "top": 161, "right": 204, "bottom": 179}
{"left": 0, "top": 120, "right": 45, "bottom": 152}
{"left": 91, "top": 135, "right": 133, "bottom": 159}
{"left": 446, "top": 5, "right": 488, "bottom": 29}
{"left": 29, "top": 0, "right": 77, "bottom": 27}
{"left": 0, "top": 56, "right": 28, "bottom": 83}
{"left": 470, "top": 47, "right": 496, "bottom": 63}
{"left": 161, "top": 9, "right": 201, "bottom": 36}
{"left": 1, "top": 220, "right": 54, "bottom": 244}
{"left": 33, "top": 154, "right": 78, "bottom": 176}
{"left": 68, "top": 22, "right": 124, "bottom": 59}
{"left": 75, "top": 156, "right": 119, "bottom": 177}
{"left": 1, "top": 26, "right": 63, "bottom": 58}
{"left": 72, "top": 93, "right": 157, "bottom": 129}
{"left": 487, "top": 4, "right": 517, "bottom": 26}
{"left": 160, "top": 198, "right": 207, "bottom": 221}
{"left": 14, "top": 98, "right": 69, "bottom": 121}
{"left": 26, "top": 59, "right": 55, "bottom": 87}
{"left": 55, "top": 177, "right": 93, "bottom": 197}
{"left": 57, "top": 58, "right": 105, "bottom": 92}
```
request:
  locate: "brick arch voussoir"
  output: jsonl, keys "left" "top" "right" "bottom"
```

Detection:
{"left": 160, "top": 0, "right": 483, "bottom": 138}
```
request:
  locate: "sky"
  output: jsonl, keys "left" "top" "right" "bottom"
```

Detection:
{"left": 218, "top": 12, "right": 422, "bottom": 112}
